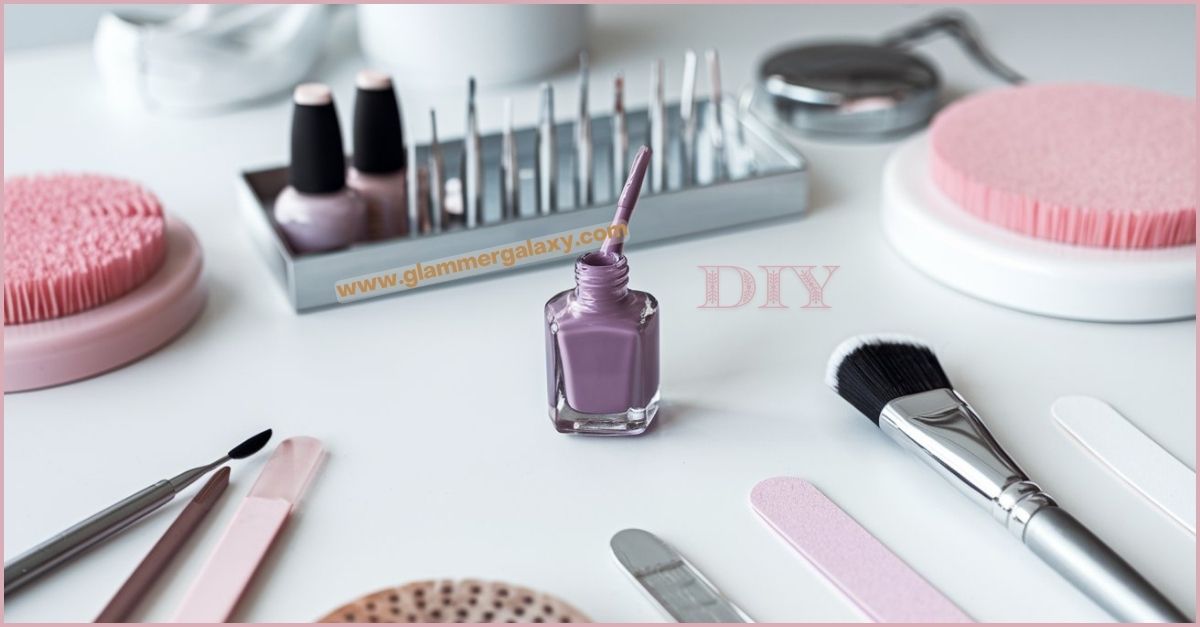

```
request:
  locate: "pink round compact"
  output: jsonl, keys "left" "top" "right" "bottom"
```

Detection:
{"left": 929, "top": 83, "right": 1196, "bottom": 249}
{"left": 4, "top": 174, "right": 207, "bottom": 392}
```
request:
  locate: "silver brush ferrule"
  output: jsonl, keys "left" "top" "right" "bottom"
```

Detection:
{"left": 880, "top": 388, "right": 1055, "bottom": 537}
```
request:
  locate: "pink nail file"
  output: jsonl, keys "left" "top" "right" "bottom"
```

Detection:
{"left": 750, "top": 477, "right": 971, "bottom": 623}
{"left": 174, "top": 436, "right": 324, "bottom": 622}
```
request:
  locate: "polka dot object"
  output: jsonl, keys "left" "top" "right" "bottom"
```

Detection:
{"left": 930, "top": 83, "right": 1196, "bottom": 249}
{"left": 318, "top": 579, "right": 590, "bottom": 624}
{"left": 4, "top": 174, "right": 167, "bottom": 324}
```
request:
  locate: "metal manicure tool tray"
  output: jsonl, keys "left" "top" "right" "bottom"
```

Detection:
{"left": 237, "top": 97, "right": 809, "bottom": 312}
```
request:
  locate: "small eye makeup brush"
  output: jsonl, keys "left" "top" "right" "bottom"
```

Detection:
{"left": 600, "top": 145, "right": 651, "bottom": 258}
{"left": 826, "top": 336, "right": 1186, "bottom": 623}
{"left": 4, "top": 429, "right": 272, "bottom": 594}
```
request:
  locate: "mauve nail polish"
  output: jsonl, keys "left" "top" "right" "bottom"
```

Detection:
{"left": 544, "top": 145, "right": 659, "bottom": 435}
{"left": 545, "top": 251, "right": 661, "bottom": 435}
{"left": 348, "top": 70, "right": 409, "bottom": 239}
{"left": 274, "top": 83, "right": 365, "bottom": 254}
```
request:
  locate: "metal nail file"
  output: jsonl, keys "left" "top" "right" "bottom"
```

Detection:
{"left": 610, "top": 528, "right": 751, "bottom": 623}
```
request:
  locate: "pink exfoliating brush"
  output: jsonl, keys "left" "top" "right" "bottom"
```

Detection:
{"left": 3, "top": 173, "right": 207, "bottom": 391}
{"left": 881, "top": 83, "right": 1196, "bottom": 322}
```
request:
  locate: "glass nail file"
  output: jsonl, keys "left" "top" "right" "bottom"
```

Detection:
{"left": 611, "top": 528, "right": 751, "bottom": 623}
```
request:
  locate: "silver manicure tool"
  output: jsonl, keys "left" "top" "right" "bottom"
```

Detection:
{"left": 428, "top": 109, "right": 446, "bottom": 230}
{"left": 462, "top": 77, "right": 483, "bottom": 227}
{"left": 705, "top": 49, "right": 727, "bottom": 181}
{"left": 500, "top": 97, "right": 519, "bottom": 219}
{"left": 612, "top": 74, "right": 628, "bottom": 196}
{"left": 649, "top": 59, "right": 666, "bottom": 193}
{"left": 535, "top": 82, "right": 557, "bottom": 214}
{"left": 5, "top": 430, "right": 272, "bottom": 594}
{"left": 575, "top": 51, "right": 593, "bottom": 207}
{"left": 680, "top": 49, "right": 698, "bottom": 185}
{"left": 611, "top": 528, "right": 751, "bottom": 623}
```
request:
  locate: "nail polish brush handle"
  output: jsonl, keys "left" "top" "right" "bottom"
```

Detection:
{"left": 1023, "top": 506, "right": 1187, "bottom": 623}
{"left": 4, "top": 481, "right": 176, "bottom": 593}
{"left": 600, "top": 145, "right": 651, "bottom": 257}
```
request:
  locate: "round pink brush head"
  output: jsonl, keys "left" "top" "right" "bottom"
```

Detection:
{"left": 4, "top": 173, "right": 206, "bottom": 392}
{"left": 4, "top": 174, "right": 168, "bottom": 324}
{"left": 930, "top": 83, "right": 1196, "bottom": 249}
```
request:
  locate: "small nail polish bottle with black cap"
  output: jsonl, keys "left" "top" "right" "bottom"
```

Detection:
{"left": 274, "top": 83, "right": 366, "bottom": 254}
{"left": 348, "top": 70, "right": 409, "bottom": 240}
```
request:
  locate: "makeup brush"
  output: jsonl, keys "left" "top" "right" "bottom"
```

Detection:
{"left": 825, "top": 336, "right": 1186, "bottom": 623}
{"left": 649, "top": 59, "right": 666, "bottom": 193}
{"left": 4, "top": 429, "right": 273, "bottom": 594}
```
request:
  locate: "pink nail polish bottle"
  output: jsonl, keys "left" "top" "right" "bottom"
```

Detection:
{"left": 545, "top": 146, "right": 660, "bottom": 435}
{"left": 274, "top": 84, "right": 366, "bottom": 254}
{"left": 348, "top": 70, "right": 409, "bottom": 240}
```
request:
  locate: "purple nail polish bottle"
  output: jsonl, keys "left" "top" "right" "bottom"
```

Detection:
{"left": 545, "top": 146, "right": 659, "bottom": 435}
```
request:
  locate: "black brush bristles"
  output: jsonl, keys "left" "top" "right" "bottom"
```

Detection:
{"left": 228, "top": 429, "right": 273, "bottom": 459}
{"left": 825, "top": 335, "right": 953, "bottom": 423}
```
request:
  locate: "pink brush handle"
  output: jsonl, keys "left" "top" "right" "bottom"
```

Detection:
{"left": 172, "top": 497, "right": 291, "bottom": 622}
{"left": 751, "top": 477, "right": 971, "bottom": 623}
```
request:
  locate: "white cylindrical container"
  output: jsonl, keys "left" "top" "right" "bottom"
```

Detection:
{"left": 358, "top": 5, "right": 587, "bottom": 87}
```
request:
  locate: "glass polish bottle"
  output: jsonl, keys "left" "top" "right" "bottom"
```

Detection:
{"left": 545, "top": 146, "right": 659, "bottom": 435}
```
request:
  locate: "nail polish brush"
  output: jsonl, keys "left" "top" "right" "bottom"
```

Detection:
{"left": 536, "top": 82, "right": 558, "bottom": 214}
{"left": 462, "top": 77, "right": 483, "bottom": 228}
{"left": 501, "top": 97, "right": 519, "bottom": 220}
{"left": 612, "top": 74, "right": 628, "bottom": 198}
{"left": 649, "top": 60, "right": 666, "bottom": 193}
{"left": 576, "top": 51, "right": 593, "bottom": 207}
{"left": 4, "top": 429, "right": 273, "bottom": 594}
{"left": 600, "top": 145, "right": 651, "bottom": 258}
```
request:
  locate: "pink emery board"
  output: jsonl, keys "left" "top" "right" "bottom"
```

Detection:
{"left": 174, "top": 436, "right": 324, "bottom": 622}
{"left": 750, "top": 477, "right": 971, "bottom": 623}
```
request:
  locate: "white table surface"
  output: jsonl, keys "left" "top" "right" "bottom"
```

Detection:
{"left": 3, "top": 4, "right": 1196, "bottom": 623}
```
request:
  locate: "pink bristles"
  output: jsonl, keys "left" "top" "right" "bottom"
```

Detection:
{"left": 4, "top": 174, "right": 167, "bottom": 324}
{"left": 929, "top": 83, "right": 1196, "bottom": 250}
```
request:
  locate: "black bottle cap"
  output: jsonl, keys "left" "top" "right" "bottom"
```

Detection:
{"left": 289, "top": 83, "right": 347, "bottom": 194}
{"left": 352, "top": 70, "right": 407, "bottom": 174}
